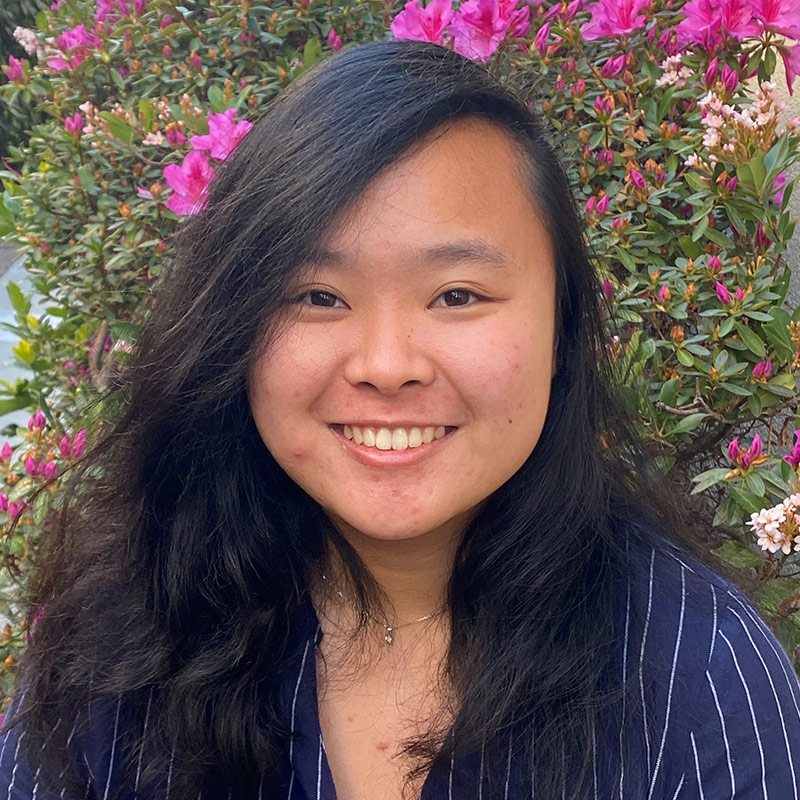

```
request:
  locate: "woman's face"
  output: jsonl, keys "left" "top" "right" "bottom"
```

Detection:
{"left": 249, "top": 118, "right": 557, "bottom": 544}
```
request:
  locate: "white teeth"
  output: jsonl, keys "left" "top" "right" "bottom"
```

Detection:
{"left": 343, "top": 425, "right": 449, "bottom": 451}
{"left": 391, "top": 428, "right": 408, "bottom": 450}
{"left": 376, "top": 428, "right": 392, "bottom": 450}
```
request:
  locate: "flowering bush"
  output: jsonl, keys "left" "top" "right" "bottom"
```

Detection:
{"left": 0, "top": 0, "right": 799, "bottom": 693}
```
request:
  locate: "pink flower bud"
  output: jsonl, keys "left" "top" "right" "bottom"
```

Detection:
{"left": 573, "top": 78, "right": 586, "bottom": 95}
{"left": 601, "top": 54, "right": 625, "bottom": 78}
{"left": 72, "top": 429, "right": 87, "bottom": 459}
{"left": 533, "top": 22, "right": 550, "bottom": 56}
{"left": 59, "top": 436, "right": 72, "bottom": 458}
{"left": 0, "top": 443, "right": 11, "bottom": 461}
{"left": 658, "top": 284, "right": 671, "bottom": 303}
{"left": 708, "top": 255, "right": 722, "bottom": 273}
{"left": 160, "top": 15, "right": 172, "bottom": 28}
{"left": 162, "top": 45, "right": 171, "bottom": 59}
{"left": 630, "top": 169, "right": 645, "bottom": 190}
{"left": 726, "top": 176, "right": 738, "bottom": 192}
{"left": 165, "top": 127, "right": 187, "bottom": 146}
{"left": 585, "top": 196, "right": 596, "bottom": 214}
{"left": 735, "top": 287, "right": 744, "bottom": 301}
{"left": 704, "top": 57, "right": 719, "bottom": 87}
{"left": 612, "top": 217, "right": 622, "bottom": 230}
{"left": 728, "top": 438, "right": 741, "bottom": 463}
{"left": 5, "top": 55, "right": 26, "bottom": 83}
{"left": 191, "top": 53, "right": 202, "bottom": 70}
{"left": 601, "top": 278, "right": 615, "bottom": 300}
{"left": 749, "top": 434, "right": 762, "bottom": 460}
{"left": 740, "top": 451, "right": 751, "bottom": 470}
{"left": 28, "top": 411, "right": 46, "bottom": 431}
{"left": 64, "top": 112, "right": 83, "bottom": 138}
{"left": 24, "top": 457, "right": 37, "bottom": 476}
{"left": 556, "top": 75, "right": 566, "bottom": 92}
{"left": 596, "top": 195, "right": 609, "bottom": 214}
{"left": 722, "top": 65, "right": 739, "bottom": 93}
{"left": 715, "top": 282, "right": 731, "bottom": 305}
{"left": 598, "top": 148, "right": 614, "bottom": 164}
{"left": 43, "top": 461, "right": 57, "bottom": 481}
{"left": 784, "top": 430, "right": 800, "bottom": 468}
{"left": 8, "top": 502, "right": 18, "bottom": 520}
{"left": 0, "top": 494, "right": 7, "bottom": 512}
{"left": 327, "top": 28, "right": 342, "bottom": 52}
{"left": 756, "top": 223, "right": 770, "bottom": 249}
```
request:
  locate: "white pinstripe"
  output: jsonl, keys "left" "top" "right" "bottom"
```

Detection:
{"left": 7, "top": 725, "right": 25, "bottom": 800}
{"left": 101, "top": 695, "right": 122, "bottom": 800}
{"left": 447, "top": 738, "right": 454, "bottom": 800}
{"left": 316, "top": 733, "right": 322, "bottom": 800}
{"left": 638, "top": 548, "right": 655, "bottom": 778}
{"left": 708, "top": 587, "right": 718, "bottom": 663}
{"left": 618, "top": 577, "right": 631, "bottom": 800}
{"left": 706, "top": 672, "right": 735, "bottom": 794}
{"left": 478, "top": 737, "right": 485, "bottom": 800}
{"left": 720, "top": 629, "right": 768, "bottom": 799}
{"left": 670, "top": 773, "right": 685, "bottom": 800}
{"left": 287, "top": 638, "right": 312, "bottom": 799}
{"left": 690, "top": 731, "right": 705, "bottom": 800}
{"left": 134, "top": 688, "right": 153, "bottom": 795}
{"left": 646, "top": 566, "right": 685, "bottom": 800}
{"left": 729, "top": 605, "right": 798, "bottom": 798}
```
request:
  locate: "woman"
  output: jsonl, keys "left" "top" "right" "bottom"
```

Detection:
{"left": 1, "top": 38, "right": 799, "bottom": 800}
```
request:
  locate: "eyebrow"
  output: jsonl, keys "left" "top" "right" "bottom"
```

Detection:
{"left": 306, "top": 238, "right": 514, "bottom": 271}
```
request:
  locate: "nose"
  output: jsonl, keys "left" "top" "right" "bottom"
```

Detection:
{"left": 343, "top": 311, "right": 436, "bottom": 395}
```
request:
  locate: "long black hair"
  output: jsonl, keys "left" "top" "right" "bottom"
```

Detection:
{"left": 10, "top": 38, "right": 717, "bottom": 799}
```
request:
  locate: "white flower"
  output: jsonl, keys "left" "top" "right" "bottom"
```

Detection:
{"left": 142, "top": 132, "right": 165, "bottom": 146}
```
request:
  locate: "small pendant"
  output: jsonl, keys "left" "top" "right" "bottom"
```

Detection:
{"left": 384, "top": 626, "right": 394, "bottom": 645}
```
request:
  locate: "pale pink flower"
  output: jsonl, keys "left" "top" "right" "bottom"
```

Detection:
{"left": 164, "top": 151, "right": 217, "bottom": 215}
{"left": 390, "top": 0, "right": 453, "bottom": 43}
{"left": 143, "top": 131, "right": 165, "bottom": 146}
{"left": 190, "top": 109, "right": 253, "bottom": 162}
{"left": 581, "top": 0, "right": 650, "bottom": 40}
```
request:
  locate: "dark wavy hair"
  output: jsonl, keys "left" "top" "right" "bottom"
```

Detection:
{"left": 9, "top": 38, "right": 721, "bottom": 800}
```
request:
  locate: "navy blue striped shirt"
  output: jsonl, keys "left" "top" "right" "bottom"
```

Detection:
{"left": 2, "top": 533, "right": 800, "bottom": 798}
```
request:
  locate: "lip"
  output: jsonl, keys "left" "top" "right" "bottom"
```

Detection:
{"left": 330, "top": 424, "right": 457, "bottom": 466}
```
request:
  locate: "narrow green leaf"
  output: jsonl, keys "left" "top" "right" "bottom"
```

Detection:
{"left": 671, "top": 412, "right": 706, "bottom": 435}
{"left": 729, "top": 487, "right": 768, "bottom": 515}
{"left": 6, "top": 282, "right": 29, "bottom": 315}
{"left": 734, "top": 321, "right": 766, "bottom": 357}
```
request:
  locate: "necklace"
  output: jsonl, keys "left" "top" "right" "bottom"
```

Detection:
{"left": 320, "top": 573, "right": 447, "bottom": 645}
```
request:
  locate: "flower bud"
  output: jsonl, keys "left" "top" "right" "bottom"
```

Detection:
{"left": 749, "top": 434, "right": 762, "bottom": 460}
{"left": 728, "top": 438, "right": 741, "bottom": 463}
{"left": 585, "top": 196, "right": 596, "bottom": 214}
{"left": 596, "top": 195, "right": 609, "bottom": 214}
{"left": 658, "top": 285, "right": 671, "bottom": 303}
{"left": 715, "top": 282, "right": 732, "bottom": 305}
{"left": 704, "top": 57, "right": 719, "bottom": 87}
{"left": 0, "top": 443, "right": 11, "bottom": 461}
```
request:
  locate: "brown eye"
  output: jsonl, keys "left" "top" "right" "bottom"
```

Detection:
{"left": 439, "top": 289, "right": 475, "bottom": 307}
{"left": 308, "top": 291, "right": 341, "bottom": 307}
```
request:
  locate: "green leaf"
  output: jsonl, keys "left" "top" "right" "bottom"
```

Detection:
{"left": 678, "top": 235, "right": 702, "bottom": 259}
{"left": 691, "top": 213, "right": 710, "bottom": 242}
{"left": 756, "top": 577, "right": 800, "bottom": 617}
{"left": 704, "top": 227, "right": 731, "bottom": 247}
{"left": 77, "top": 165, "right": 95, "bottom": 193}
{"left": 6, "top": 283, "right": 29, "bottom": 315}
{"left": 138, "top": 97, "right": 154, "bottom": 131}
{"left": 615, "top": 247, "right": 636, "bottom": 273}
{"left": 713, "top": 540, "right": 764, "bottom": 569}
{"left": 98, "top": 112, "right": 135, "bottom": 146}
{"left": 0, "top": 396, "right": 31, "bottom": 416}
{"left": 676, "top": 348, "right": 695, "bottom": 367}
{"left": 691, "top": 467, "right": 732, "bottom": 494}
{"left": 659, "top": 377, "right": 680, "bottom": 407}
{"left": 734, "top": 321, "right": 766, "bottom": 357}
{"left": 747, "top": 392, "right": 762, "bottom": 416}
{"left": 720, "top": 382, "right": 752, "bottom": 396}
{"left": 207, "top": 85, "right": 226, "bottom": 113}
{"left": 729, "top": 487, "right": 768, "bottom": 515}
{"left": 303, "top": 38, "right": 323, "bottom": 70}
{"left": 671, "top": 412, "right": 706, "bottom": 435}
{"left": 743, "top": 471, "right": 766, "bottom": 497}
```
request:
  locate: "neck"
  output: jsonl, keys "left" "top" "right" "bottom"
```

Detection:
{"left": 323, "top": 514, "right": 467, "bottom": 629}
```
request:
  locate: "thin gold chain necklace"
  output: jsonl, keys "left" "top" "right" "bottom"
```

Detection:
{"left": 320, "top": 573, "right": 448, "bottom": 645}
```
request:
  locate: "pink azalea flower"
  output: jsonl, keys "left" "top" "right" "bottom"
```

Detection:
{"left": 715, "top": 281, "right": 732, "bottom": 304}
{"left": 59, "top": 436, "right": 72, "bottom": 458}
{"left": 24, "top": 457, "right": 37, "bottom": 476}
{"left": 64, "top": 112, "right": 84, "bottom": 137}
{"left": 785, "top": 430, "right": 800, "bottom": 468}
{"left": 581, "top": 0, "right": 650, "bottom": 40}
{"left": 752, "top": 358, "right": 772, "bottom": 379}
{"left": 629, "top": 168, "right": 645, "bottom": 189}
{"left": 165, "top": 126, "right": 187, "bottom": 146}
{"left": 708, "top": 255, "right": 722, "bottom": 272}
{"left": 448, "top": 0, "right": 506, "bottom": 60}
{"left": 164, "top": 151, "right": 217, "bottom": 216}
{"left": 585, "top": 196, "right": 596, "bottom": 213}
{"left": 390, "top": 0, "right": 454, "bottom": 44}
{"left": 328, "top": 28, "right": 343, "bottom": 51}
{"left": 719, "top": 0, "right": 761, "bottom": 39}
{"left": 533, "top": 22, "right": 550, "bottom": 56}
{"left": 5, "top": 55, "right": 25, "bottom": 82}
{"left": 28, "top": 410, "right": 46, "bottom": 430}
{"left": 596, "top": 194, "right": 609, "bottom": 213}
{"left": 750, "top": 0, "right": 800, "bottom": 38}
{"left": 658, "top": 284, "right": 671, "bottom": 303}
{"left": 47, "top": 24, "right": 101, "bottom": 71}
{"left": 190, "top": 109, "right": 253, "bottom": 162}
{"left": 72, "top": 429, "right": 87, "bottom": 459}
{"left": 780, "top": 42, "right": 800, "bottom": 95}
{"left": 676, "top": 0, "right": 723, "bottom": 47}
{"left": 601, "top": 53, "right": 626, "bottom": 77}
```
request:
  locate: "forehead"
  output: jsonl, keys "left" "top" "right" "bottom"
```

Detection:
{"left": 315, "top": 117, "right": 552, "bottom": 272}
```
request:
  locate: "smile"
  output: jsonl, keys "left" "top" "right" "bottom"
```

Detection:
{"left": 342, "top": 425, "right": 449, "bottom": 451}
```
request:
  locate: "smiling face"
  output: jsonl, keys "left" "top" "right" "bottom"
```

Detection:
{"left": 248, "top": 118, "right": 557, "bottom": 545}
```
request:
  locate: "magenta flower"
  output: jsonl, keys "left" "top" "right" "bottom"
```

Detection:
{"left": 721, "top": 64, "right": 740, "bottom": 92}
{"left": 596, "top": 195, "right": 609, "bottom": 214}
{"left": 47, "top": 24, "right": 101, "bottom": 71}
{"left": 0, "top": 443, "right": 11, "bottom": 461}
{"left": 720, "top": 0, "right": 761, "bottom": 39}
{"left": 751, "top": 0, "right": 800, "bottom": 38}
{"left": 164, "top": 151, "right": 217, "bottom": 216}
{"left": 533, "top": 22, "right": 550, "bottom": 55}
{"left": 42, "top": 461, "right": 58, "bottom": 481}
{"left": 448, "top": 0, "right": 522, "bottom": 61}
{"left": 328, "top": 28, "right": 343, "bottom": 51}
{"left": 24, "top": 457, "right": 37, "bottom": 476}
{"left": 28, "top": 410, "right": 46, "bottom": 431}
{"left": 705, "top": 56, "right": 719, "bottom": 86}
{"left": 160, "top": 15, "right": 173, "bottom": 28}
{"left": 727, "top": 438, "right": 741, "bottom": 463}
{"left": 390, "top": 0, "right": 454, "bottom": 44}
{"left": 749, "top": 433, "right": 762, "bottom": 460}
{"left": 629, "top": 168, "right": 645, "bottom": 190}
{"left": 785, "top": 430, "right": 800, "bottom": 468}
{"left": 780, "top": 43, "right": 800, "bottom": 95}
{"left": 601, "top": 278, "right": 615, "bottom": 300}
{"left": 59, "top": 436, "right": 72, "bottom": 458}
{"left": 64, "top": 112, "right": 83, "bottom": 138}
{"left": 598, "top": 148, "right": 614, "bottom": 164}
{"left": 601, "top": 53, "right": 626, "bottom": 78}
{"left": 585, "top": 196, "right": 596, "bottom": 213}
{"left": 726, "top": 176, "right": 738, "bottom": 192}
{"left": 5, "top": 55, "right": 25, "bottom": 82}
{"left": 752, "top": 358, "right": 772, "bottom": 379}
{"left": 165, "top": 126, "right": 187, "bottom": 146}
{"left": 72, "top": 429, "right": 87, "bottom": 459}
{"left": 715, "top": 281, "right": 732, "bottom": 304}
{"left": 658, "top": 284, "right": 671, "bottom": 303}
{"left": 581, "top": 0, "right": 650, "bottom": 40}
{"left": 594, "top": 95, "right": 613, "bottom": 116}
{"left": 0, "top": 495, "right": 7, "bottom": 512}
{"left": 708, "top": 254, "right": 722, "bottom": 272}
{"left": 190, "top": 109, "right": 253, "bottom": 162}
{"left": 735, "top": 286, "right": 744, "bottom": 301}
